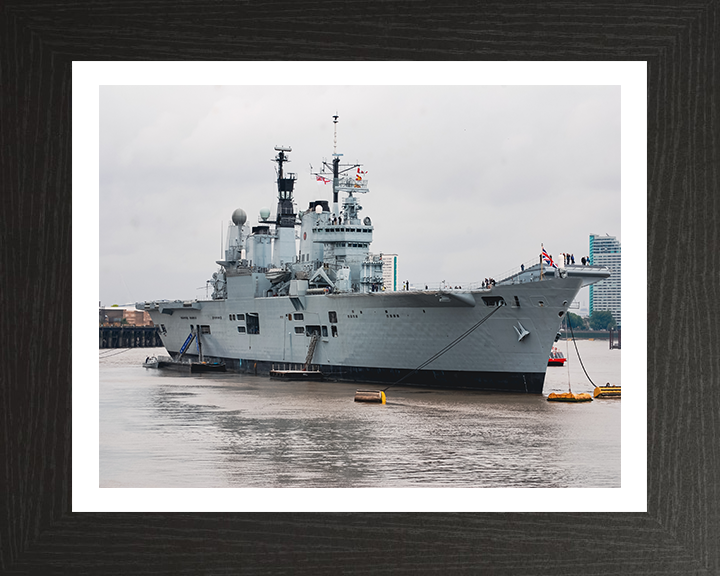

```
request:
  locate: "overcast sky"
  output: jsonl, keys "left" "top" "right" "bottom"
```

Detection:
{"left": 99, "top": 85, "right": 620, "bottom": 310}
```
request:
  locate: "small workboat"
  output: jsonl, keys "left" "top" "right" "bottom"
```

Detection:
{"left": 547, "top": 347, "right": 566, "bottom": 366}
{"left": 190, "top": 360, "right": 226, "bottom": 373}
{"left": 147, "top": 327, "right": 227, "bottom": 373}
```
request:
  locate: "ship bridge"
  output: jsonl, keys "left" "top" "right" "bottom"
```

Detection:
{"left": 312, "top": 224, "right": 373, "bottom": 243}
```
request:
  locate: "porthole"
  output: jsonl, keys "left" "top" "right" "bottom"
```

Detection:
{"left": 558, "top": 311, "right": 565, "bottom": 317}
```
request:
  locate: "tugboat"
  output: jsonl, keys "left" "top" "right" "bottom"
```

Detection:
{"left": 547, "top": 347, "right": 567, "bottom": 367}
{"left": 137, "top": 116, "right": 610, "bottom": 393}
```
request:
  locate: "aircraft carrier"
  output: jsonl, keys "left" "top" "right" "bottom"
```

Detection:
{"left": 138, "top": 121, "right": 609, "bottom": 393}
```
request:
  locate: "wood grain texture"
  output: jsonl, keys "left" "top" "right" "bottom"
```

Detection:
{"left": 1, "top": 1, "right": 718, "bottom": 574}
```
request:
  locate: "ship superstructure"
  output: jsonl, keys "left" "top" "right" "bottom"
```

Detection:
{"left": 138, "top": 121, "right": 610, "bottom": 393}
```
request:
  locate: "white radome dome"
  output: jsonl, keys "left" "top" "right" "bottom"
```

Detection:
{"left": 231, "top": 208, "right": 247, "bottom": 226}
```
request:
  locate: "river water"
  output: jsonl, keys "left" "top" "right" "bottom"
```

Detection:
{"left": 99, "top": 340, "right": 620, "bottom": 488}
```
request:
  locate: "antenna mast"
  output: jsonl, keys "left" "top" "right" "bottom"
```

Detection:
{"left": 310, "top": 114, "right": 368, "bottom": 220}
{"left": 332, "top": 114, "right": 341, "bottom": 217}
{"left": 333, "top": 113, "right": 339, "bottom": 155}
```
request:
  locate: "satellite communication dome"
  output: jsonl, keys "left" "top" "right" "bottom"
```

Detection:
{"left": 259, "top": 207, "right": 271, "bottom": 221}
{"left": 315, "top": 205, "right": 323, "bottom": 214}
{"left": 231, "top": 208, "right": 247, "bottom": 226}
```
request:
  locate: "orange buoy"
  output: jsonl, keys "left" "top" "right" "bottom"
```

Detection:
{"left": 547, "top": 392, "right": 593, "bottom": 402}
{"left": 593, "top": 384, "right": 621, "bottom": 398}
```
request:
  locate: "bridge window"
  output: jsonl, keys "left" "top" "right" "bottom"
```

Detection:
{"left": 322, "top": 326, "right": 328, "bottom": 337}
{"left": 294, "top": 326, "right": 304, "bottom": 334}
{"left": 237, "top": 326, "right": 246, "bottom": 333}
{"left": 331, "top": 325, "right": 338, "bottom": 337}
{"left": 200, "top": 325, "right": 211, "bottom": 334}
{"left": 328, "top": 311, "right": 338, "bottom": 323}
{"left": 294, "top": 313, "right": 304, "bottom": 321}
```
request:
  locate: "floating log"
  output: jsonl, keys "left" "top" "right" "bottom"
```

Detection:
{"left": 354, "top": 390, "right": 386, "bottom": 404}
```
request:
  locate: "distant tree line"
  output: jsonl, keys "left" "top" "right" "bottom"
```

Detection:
{"left": 566, "top": 311, "right": 617, "bottom": 331}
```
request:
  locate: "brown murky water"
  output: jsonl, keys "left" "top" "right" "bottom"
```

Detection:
{"left": 100, "top": 340, "right": 620, "bottom": 488}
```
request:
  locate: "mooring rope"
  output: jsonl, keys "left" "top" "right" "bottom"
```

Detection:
{"left": 382, "top": 303, "right": 504, "bottom": 392}
{"left": 566, "top": 314, "right": 597, "bottom": 388}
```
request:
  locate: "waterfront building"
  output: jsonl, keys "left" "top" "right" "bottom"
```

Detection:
{"left": 589, "top": 234, "right": 621, "bottom": 326}
{"left": 381, "top": 253, "right": 398, "bottom": 291}
{"left": 100, "top": 306, "right": 154, "bottom": 326}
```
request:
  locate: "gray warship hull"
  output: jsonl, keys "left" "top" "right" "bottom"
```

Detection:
{"left": 138, "top": 136, "right": 604, "bottom": 394}
{"left": 142, "top": 275, "right": 582, "bottom": 393}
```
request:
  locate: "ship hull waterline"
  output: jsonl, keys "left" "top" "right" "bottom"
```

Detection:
{"left": 166, "top": 353, "right": 546, "bottom": 394}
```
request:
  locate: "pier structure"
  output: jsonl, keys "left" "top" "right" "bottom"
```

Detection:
{"left": 99, "top": 326, "right": 162, "bottom": 349}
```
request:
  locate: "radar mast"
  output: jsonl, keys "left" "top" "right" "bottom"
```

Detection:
{"left": 311, "top": 115, "right": 368, "bottom": 219}
{"left": 273, "top": 146, "right": 297, "bottom": 228}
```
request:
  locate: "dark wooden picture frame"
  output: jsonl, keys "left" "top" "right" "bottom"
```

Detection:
{"left": 2, "top": 3, "right": 718, "bottom": 574}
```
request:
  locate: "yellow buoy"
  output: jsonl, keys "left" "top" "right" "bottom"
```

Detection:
{"left": 593, "top": 384, "right": 621, "bottom": 398}
{"left": 547, "top": 392, "right": 593, "bottom": 402}
{"left": 354, "top": 390, "right": 386, "bottom": 404}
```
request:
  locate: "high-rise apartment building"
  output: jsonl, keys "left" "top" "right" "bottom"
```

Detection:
{"left": 381, "top": 253, "right": 398, "bottom": 291}
{"left": 589, "top": 233, "right": 621, "bottom": 326}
